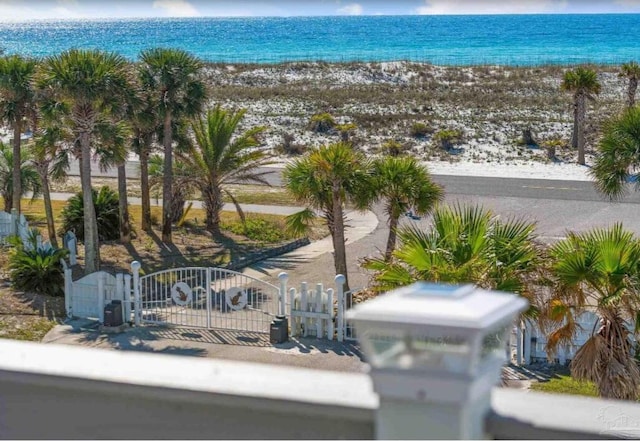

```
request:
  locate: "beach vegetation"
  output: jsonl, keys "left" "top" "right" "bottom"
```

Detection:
{"left": 540, "top": 224, "right": 640, "bottom": 400}
{"left": 8, "top": 236, "right": 67, "bottom": 297}
{"left": 308, "top": 112, "right": 336, "bottom": 133}
{"left": 0, "top": 141, "right": 41, "bottom": 213}
{"left": 139, "top": 47, "right": 207, "bottom": 245}
{"left": 371, "top": 156, "right": 444, "bottom": 260}
{"left": 0, "top": 54, "right": 39, "bottom": 215}
{"left": 619, "top": 61, "right": 640, "bottom": 108}
{"left": 377, "top": 139, "right": 411, "bottom": 157}
{"left": 284, "top": 141, "right": 374, "bottom": 292}
{"left": 277, "top": 132, "right": 306, "bottom": 155}
{"left": 591, "top": 105, "right": 640, "bottom": 199}
{"left": 434, "top": 128, "right": 463, "bottom": 150}
{"left": 363, "top": 203, "right": 541, "bottom": 314}
{"left": 178, "top": 105, "right": 272, "bottom": 235}
{"left": 61, "top": 186, "right": 120, "bottom": 243}
{"left": 335, "top": 122, "right": 357, "bottom": 142}
{"left": 37, "top": 49, "right": 133, "bottom": 274}
{"left": 561, "top": 67, "right": 601, "bottom": 165}
{"left": 410, "top": 121, "right": 432, "bottom": 138}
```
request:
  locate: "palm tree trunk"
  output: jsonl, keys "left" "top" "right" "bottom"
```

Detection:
{"left": 38, "top": 164, "right": 58, "bottom": 248}
{"left": 571, "top": 96, "right": 579, "bottom": 149}
{"left": 11, "top": 117, "right": 22, "bottom": 214}
{"left": 117, "top": 163, "right": 131, "bottom": 244}
{"left": 628, "top": 77, "right": 638, "bottom": 108}
{"left": 161, "top": 111, "right": 173, "bottom": 244}
{"left": 331, "top": 184, "right": 350, "bottom": 293}
{"left": 2, "top": 192, "right": 11, "bottom": 213}
{"left": 203, "top": 185, "right": 223, "bottom": 236}
{"left": 139, "top": 137, "right": 151, "bottom": 231}
{"left": 384, "top": 213, "right": 399, "bottom": 262}
{"left": 577, "top": 94, "right": 586, "bottom": 166}
{"left": 80, "top": 131, "right": 100, "bottom": 274}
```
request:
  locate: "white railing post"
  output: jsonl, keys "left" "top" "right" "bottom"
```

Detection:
{"left": 10, "top": 208, "right": 17, "bottom": 236}
{"left": 62, "top": 259, "right": 73, "bottom": 318}
{"left": 115, "top": 273, "right": 124, "bottom": 324}
{"left": 335, "top": 274, "right": 345, "bottom": 342}
{"left": 97, "top": 273, "right": 106, "bottom": 324}
{"left": 69, "top": 237, "right": 77, "bottom": 266}
{"left": 300, "top": 282, "right": 308, "bottom": 337}
{"left": 131, "top": 261, "right": 141, "bottom": 326}
{"left": 315, "top": 283, "right": 323, "bottom": 338}
{"left": 289, "top": 287, "right": 297, "bottom": 337}
{"left": 326, "top": 288, "right": 334, "bottom": 340}
{"left": 123, "top": 274, "right": 132, "bottom": 324}
{"left": 278, "top": 272, "right": 288, "bottom": 317}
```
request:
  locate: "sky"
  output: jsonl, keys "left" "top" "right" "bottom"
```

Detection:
{"left": 1, "top": 0, "right": 640, "bottom": 20}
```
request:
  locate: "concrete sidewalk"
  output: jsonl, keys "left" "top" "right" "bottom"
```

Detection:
{"left": 43, "top": 318, "right": 366, "bottom": 373}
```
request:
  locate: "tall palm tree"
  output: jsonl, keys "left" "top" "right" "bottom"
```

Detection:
{"left": 128, "top": 82, "right": 158, "bottom": 232}
{"left": 33, "top": 125, "right": 69, "bottom": 248}
{"left": 0, "top": 54, "right": 38, "bottom": 214}
{"left": 620, "top": 61, "right": 640, "bottom": 108}
{"left": 591, "top": 106, "right": 640, "bottom": 200}
{"left": 37, "top": 49, "right": 133, "bottom": 274}
{"left": 148, "top": 153, "right": 198, "bottom": 224}
{"left": 139, "top": 48, "right": 206, "bottom": 244}
{"left": 0, "top": 141, "right": 41, "bottom": 213}
{"left": 542, "top": 224, "right": 640, "bottom": 400}
{"left": 284, "top": 142, "right": 374, "bottom": 292}
{"left": 561, "top": 67, "right": 601, "bottom": 165}
{"left": 372, "top": 156, "right": 443, "bottom": 261}
{"left": 363, "top": 204, "right": 541, "bottom": 306}
{"left": 179, "top": 105, "right": 272, "bottom": 235}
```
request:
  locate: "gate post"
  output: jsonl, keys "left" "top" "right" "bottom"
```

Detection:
{"left": 131, "top": 261, "right": 141, "bottom": 326}
{"left": 62, "top": 259, "right": 73, "bottom": 318}
{"left": 278, "top": 272, "right": 288, "bottom": 316}
{"left": 97, "top": 273, "right": 106, "bottom": 324}
{"left": 123, "top": 274, "right": 132, "bottom": 324}
{"left": 206, "top": 268, "right": 212, "bottom": 329}
{"left": 335, "top": 274, "right": 346, "bottom": 342}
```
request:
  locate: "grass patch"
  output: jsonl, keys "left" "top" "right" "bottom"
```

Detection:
{"left": 530, "top": 374, "right": 598, "bottom": 398}
{"left": 0, "top": 317, "right": 56, "bottom": 341}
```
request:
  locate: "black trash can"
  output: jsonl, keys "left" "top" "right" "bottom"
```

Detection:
{"left": 104, "top": 300, "right": 123, "bottom": 327}
{"left": 270, "top": 315, "right": 289, "bottom": 344}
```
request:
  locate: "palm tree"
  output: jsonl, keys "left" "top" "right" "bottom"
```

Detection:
{"left": 542, "top": 224, "right": 640, "bottom": 400}
{"left": 363, "top": 204, "right": 540, "bottom": 304}
{"left": 591, "top": 106, "right": 640, "bottom": 200}
{"left": 33, "top": 125, "right": 68, "bottom": 248}
{"left": 561, "top": 67, "right": 601, "bottom": 165}
{"left": 0, "top": 54, "right": 38, "bottom": 214}
{"left": 129, "top": 83, "right": 158, "bottom": 232}
{"left": 372, "top": 156, "right": 443, "bottom": 261}
{"left": 0, "top": 141, "right": 41, "bottom": 212}
{"left": 38, "top": 49, "right": 133, "bottom": 273}
{"left": 179, "top": 105, "right": 271, "bottom": 235}
{"left": 284, "top": 142, "right": 374, "bottom": 292}
{"left": 148, "top": 153, "right": 198, "bottom": 224}
{"left": 620, "top": 61, "right": 640, "bottom": 108}
{"left": 139, "top": 48, "right": 206, "bottom": 244}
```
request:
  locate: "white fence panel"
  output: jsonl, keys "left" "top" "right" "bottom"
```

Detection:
{"left": 66, "top": 271, "right": 119, "bottom": 321}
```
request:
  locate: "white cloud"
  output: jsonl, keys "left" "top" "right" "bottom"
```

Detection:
{"left": 337, "top": 3, "right": 363, "bottom": 15}
{"left": 152, "top": 0, "right": 201, "bottom": 17}
{"left": 415, "top": 0, "right": 569, "bottom": 15}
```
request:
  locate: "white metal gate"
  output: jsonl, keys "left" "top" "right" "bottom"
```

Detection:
{"left": 131, "top": 264, "right": 284, "bottom": 333}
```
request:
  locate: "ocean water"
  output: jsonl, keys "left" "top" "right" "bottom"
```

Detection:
{"left": 0, "top": 14, "right": 639, "bottom": 66}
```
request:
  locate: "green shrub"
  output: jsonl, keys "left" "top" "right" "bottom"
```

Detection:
{"left": 378, "top": 139, "right": 410, "bottom": 157}
{"left": 9, "top": 245, "right": 68, "bottom": 297}
{"left": 222, "top": 216, "right": 288, "bottom": 243}
{"left": 434, "top": 129, "right": 464, "bottom": 150}
{"left": 309, "top": 113, "right": 336, "bottom": 133}
{"left": 277, "top": 132, "right": 307, "bottom": 155}
{"left": 61, "top": 186, "right": 120, "bottom": 242}
{"left": 410, "top": 122, "right": 432, "bottom": 138}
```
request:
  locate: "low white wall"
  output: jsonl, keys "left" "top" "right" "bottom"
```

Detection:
{"left": 0, "top": 339, "right": 638, "bottom": 439}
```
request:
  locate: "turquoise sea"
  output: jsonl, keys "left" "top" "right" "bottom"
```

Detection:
{"left": 0, "top": 14, "right": 639, "bottom": 66}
